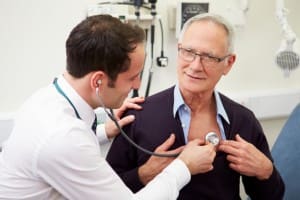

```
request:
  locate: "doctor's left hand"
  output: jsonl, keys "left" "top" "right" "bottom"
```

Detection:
{"left": 105, "top": 96, "right": 144, "bottom": 139}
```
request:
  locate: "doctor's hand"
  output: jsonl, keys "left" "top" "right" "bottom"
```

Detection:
{"left": 138, "top": 134, "right": 184, "bottom": 185}
{"left": 218, "top": 134, "right": 273, "bottom": 180}
{"left": 105, "top": 96, "right": 144, "bottom": 139}
{"left": 178, "top": 139, "right": 216, "bottom": 175}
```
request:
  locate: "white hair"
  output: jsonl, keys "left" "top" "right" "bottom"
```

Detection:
{"left": 178, "top": 13, "right": 235, "bottom": 53}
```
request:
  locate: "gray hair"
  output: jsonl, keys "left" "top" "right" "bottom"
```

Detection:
{"left": 178, "top": 13, "right": 235, "bottom": 53}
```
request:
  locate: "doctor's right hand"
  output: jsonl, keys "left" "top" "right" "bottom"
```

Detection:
{"left": 138, "top": 134, "right": 184, "bottom": 185}
{"left": 178, "top": 139, "right": 216, "bottom": 175}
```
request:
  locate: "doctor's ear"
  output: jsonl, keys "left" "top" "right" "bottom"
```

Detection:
{"left": 91, "top": 71, "right": 105, "bottom": 88}
{"left": 97, "top": 80, "right": 102, "bottom": 86}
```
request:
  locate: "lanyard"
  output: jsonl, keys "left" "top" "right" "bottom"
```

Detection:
{"left": 53, "top": 78, "right": 81, "bottom": 120}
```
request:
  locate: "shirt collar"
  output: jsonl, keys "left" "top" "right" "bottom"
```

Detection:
{"left": 214, "top": 90, "right": 230, "bottom": 124}
{"left": 173, "top": 85, "right": 185, "bottom": 117}
{"left": 173, "top": 84, "right": 230, "bottom": 124}
{"left": 56, "top": 74, "right": 96, "bottom": 128}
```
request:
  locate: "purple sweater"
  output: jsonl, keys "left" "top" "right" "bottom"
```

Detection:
{"left": 106, "top": 86, "right": 284, "bottom": 200}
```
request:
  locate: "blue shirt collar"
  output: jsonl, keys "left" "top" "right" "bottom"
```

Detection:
{"left": 173, "top": 84, "right": 230, "bottom": 124}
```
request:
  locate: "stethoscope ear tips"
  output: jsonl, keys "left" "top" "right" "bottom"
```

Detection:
{"left": 205, "top": 132, "right": 220, "bottom": 146}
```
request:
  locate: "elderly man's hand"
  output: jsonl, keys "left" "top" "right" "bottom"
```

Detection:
{"left": 218, "top": 134, "right": 273, "bottom": 180}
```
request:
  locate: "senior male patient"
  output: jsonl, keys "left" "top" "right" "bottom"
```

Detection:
{"left": 106, "top": 13, "right": 285, "bottom": 200}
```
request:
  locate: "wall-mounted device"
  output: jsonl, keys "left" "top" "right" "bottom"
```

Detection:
{"left": 175, "top": 0, "right": 249, "bottom": 38}
{"left": 176, "top": 0, "right": 210, "bottom": 38}
{"left": 87, "top": 3, "right": 153, "bottom": 29}
{"left": 275, "top": 0, "right": 300, "bottom": 77}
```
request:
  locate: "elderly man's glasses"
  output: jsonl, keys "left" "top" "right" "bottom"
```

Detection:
{"left": 178, "top": 46, "right": 230, "bottom": 67}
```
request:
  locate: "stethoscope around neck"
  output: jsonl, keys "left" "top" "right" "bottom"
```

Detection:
{"left": 53, "top": 77, "right": 219, "bottom": 157}
{"left": 53, "top": 77, "right": 178, "bottom": 157}
{"left": 53, "top": 78, "right": 81, "bottom": 119}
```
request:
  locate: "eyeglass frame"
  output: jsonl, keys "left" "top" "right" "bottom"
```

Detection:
{"left": 177, "top": 46, "right": 231, "bottom": 65}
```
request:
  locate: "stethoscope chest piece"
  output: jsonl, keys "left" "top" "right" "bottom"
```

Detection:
{"left": 205, "top": 132, "right": 220, "bottom": 146}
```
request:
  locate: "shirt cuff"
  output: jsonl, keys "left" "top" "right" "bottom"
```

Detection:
{"left": 96, "top": 123, "right": 110, "bottom": 144}
{"left": 164, "top": 158, "right": 191, "bottom": 190}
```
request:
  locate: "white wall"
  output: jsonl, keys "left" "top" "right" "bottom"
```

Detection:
{"left": 0, "top": 0, "right": 95, "bottom": 113}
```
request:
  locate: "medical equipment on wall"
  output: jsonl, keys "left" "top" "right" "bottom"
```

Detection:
{"left": 175, "top": 0, "right": 249, "bottom": 38}
{"left": 276, "top": 0, "right": 300, "bottom": 77}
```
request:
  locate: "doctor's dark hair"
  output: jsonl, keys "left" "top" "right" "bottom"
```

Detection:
{"left": 66, "top": 14, "right": 145, "bottom": 81}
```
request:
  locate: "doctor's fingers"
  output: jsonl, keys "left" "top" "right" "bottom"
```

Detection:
{"left": 118, "top": 97, "right": 144, "bottom": 112}
{"left": 181, "top": 142, "right": 216, "bottom": 174}
{"left": 117, "top": 115, "right": 136, "bottom": 127}
{"left": 184, "top": 141, "right": 216, "bottom": 161}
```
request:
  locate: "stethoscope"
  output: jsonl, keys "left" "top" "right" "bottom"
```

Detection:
{"left": 53, "top": 78, "right": 219, "bottom": 157}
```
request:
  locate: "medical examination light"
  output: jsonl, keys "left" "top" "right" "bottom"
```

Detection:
{"left": 275, "top": 0, "right": 300, "bottom": 77}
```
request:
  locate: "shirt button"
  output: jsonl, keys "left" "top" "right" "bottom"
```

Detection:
{"left": 182, "top": 123, "right": 185, "bottom": 128}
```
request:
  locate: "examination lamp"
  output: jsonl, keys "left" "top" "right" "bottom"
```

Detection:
{"left": 275, "top": 0, "right": 300, "bottom": 77}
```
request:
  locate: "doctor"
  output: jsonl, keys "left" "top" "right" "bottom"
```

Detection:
{"left": 0, "top": 14, "right": 216, "bottom": 199}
